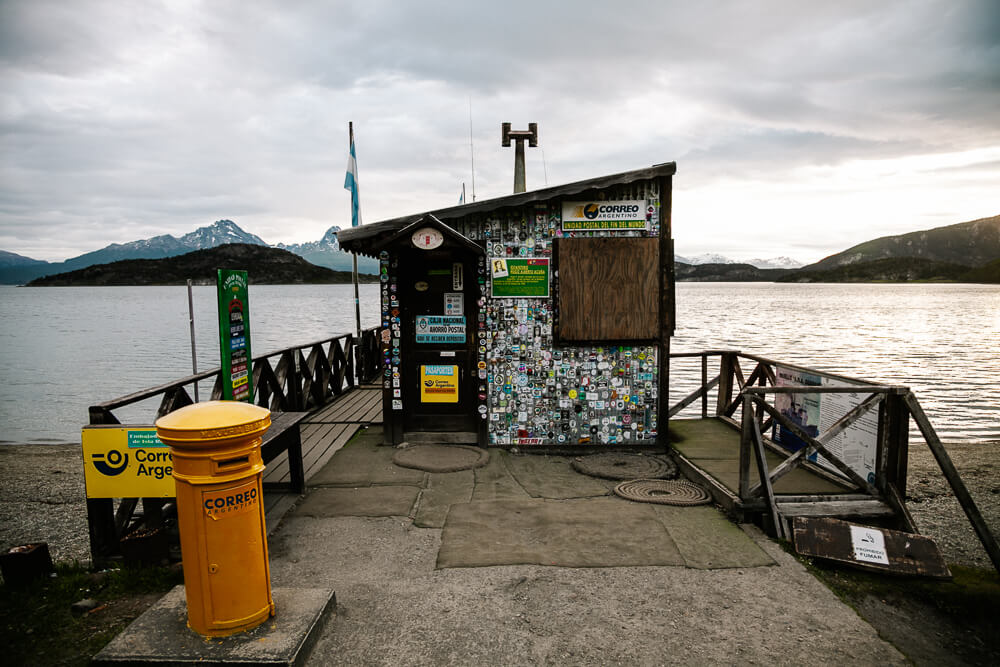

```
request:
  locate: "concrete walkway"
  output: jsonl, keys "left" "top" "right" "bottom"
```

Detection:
{"left": 265, "top": 427, "right": 906, "bottom": 665}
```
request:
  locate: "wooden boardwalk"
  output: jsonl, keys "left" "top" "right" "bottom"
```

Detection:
{"left": 262, "top": 385, "right": 382, "bottom": 527}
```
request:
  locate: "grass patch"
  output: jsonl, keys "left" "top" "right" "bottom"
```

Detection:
{"left": 784, "top": 540, "right": 1000, "bottom": 663}
{"left": 0, "top": 562, "right": 182, "bottom": 666}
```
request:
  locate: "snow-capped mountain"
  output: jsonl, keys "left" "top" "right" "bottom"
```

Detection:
{"left": 744, "top": 256, "right": 804, "bottom": 270}
{"left": 178, "top": 220, "right": 268, "bottom": 250}
{"left": 58, "top": 220, "right": 267, "bottom": 273}
{"left": 676, "top": 253, "right": 803, "bottom": 269}
{"left": 677, "top": 253, "right": 736, "bottom": 265}
{"left": 278, "top": 226, "right": 377, "bottom": 272}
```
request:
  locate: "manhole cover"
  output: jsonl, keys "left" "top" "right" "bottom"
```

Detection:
{"left": 613, "top": 479, "right": 712, "bottom": 506}
{"left": 572, "top": 453, "right": 678, "bottom": 480}
{"left": 392, "top": 444, "right": 490, "bottom": 472}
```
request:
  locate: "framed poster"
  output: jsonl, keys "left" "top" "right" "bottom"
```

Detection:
{"left": 490, "top": 258, "right": 550, "bottom": 298}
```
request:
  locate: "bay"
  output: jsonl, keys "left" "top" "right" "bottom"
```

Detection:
{"left": 0, "top": 282, "right": 996, "bottom": 445}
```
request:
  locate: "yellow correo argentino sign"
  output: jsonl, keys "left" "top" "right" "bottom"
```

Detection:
{"left": 82, "top": 426, "right": 176, "bottom": 498}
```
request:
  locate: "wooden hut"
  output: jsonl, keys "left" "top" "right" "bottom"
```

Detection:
{"left": 338, "top": 162, "right": 676, "bottom": 448}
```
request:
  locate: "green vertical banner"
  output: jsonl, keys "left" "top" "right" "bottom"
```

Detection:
{"left": 216, "top": 269, "right": 252, "bottom": 402}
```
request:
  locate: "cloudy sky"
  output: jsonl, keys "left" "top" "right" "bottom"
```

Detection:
{"left": 2, "top": 0, "right": 998, "bottom": 264}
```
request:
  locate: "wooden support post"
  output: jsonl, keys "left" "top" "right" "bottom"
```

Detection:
{"left": 716, "top": 353, "right": 734, "bottom": 417}
{"left": 701, "top": 354, "right": 708, "bottom": 418}
{"left": 750, "top": 398, "right": 784, "bottom": 539}
{"left": 739, "top": 398, "right": 754, "bottom": 501}
{"left": 905, "top": 392, "right": 1000, "bottom": 573}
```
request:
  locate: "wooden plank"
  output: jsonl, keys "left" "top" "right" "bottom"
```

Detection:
{"left": 303, "top": 424, "right": 359, "bottom": 481}
{"left": 358, "top": 395, "right": 384, "bottom": 424}
{"left": 306, "top": 388, "right": 381, "bottom": 424}
{"left": 306, "top": 390, "right": 366, "bottom": 423}
{"left": 792, "top": 516, "right": 951, "bottom": 579}
{"left": 905, "top": 392, "right": 1000, "bottom": 573}
{"left": 778, "top": 500, "right": 896, "bottom": 518}
{"left": 555, "top": 237, "right": 660, "bottom": 342}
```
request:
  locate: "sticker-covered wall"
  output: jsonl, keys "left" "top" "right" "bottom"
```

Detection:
{"left": 443, "top": 180, "right": 663, "bottom": 447}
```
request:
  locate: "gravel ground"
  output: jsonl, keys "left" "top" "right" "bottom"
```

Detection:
{"left": 2, "top": 440, "right": 997, "bottom": 571}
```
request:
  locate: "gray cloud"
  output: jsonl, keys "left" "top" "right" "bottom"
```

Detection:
{"left": 1, "top": 0, "right": 998, "bottom": 262}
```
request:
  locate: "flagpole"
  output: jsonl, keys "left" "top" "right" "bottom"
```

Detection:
{"left": 348, "top": 121, "right": 362, "bottom": 341}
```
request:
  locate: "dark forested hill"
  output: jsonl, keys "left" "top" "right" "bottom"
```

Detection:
{"left": 801, "top": 214, "right": 1000, "bottom": 272}
{"left": 26, "top": 243, "right": 378, "bottom": 286}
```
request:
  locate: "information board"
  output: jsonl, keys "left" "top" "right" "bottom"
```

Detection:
{"left": 490, "top": 258, "right": 550, "bottom": 298}
{"left": 82, "top": 427, "right": 176, "bottom": 498}
{"left": 217, "top": 269, "right": 252, "bottom": 401}
{"left": 773, "top": 366, "right": 879, "bottom": 483}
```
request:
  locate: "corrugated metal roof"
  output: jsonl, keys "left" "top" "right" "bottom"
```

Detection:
{"left": 337, "top": 161, "right": 676, "bottom": 256}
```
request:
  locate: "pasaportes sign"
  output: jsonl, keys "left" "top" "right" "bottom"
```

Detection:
{"left": 561, "top": 200, "right": 648, "bottom": 231}
{"left": 82, "top": 427, "right": 176, "bottom": 498}
{"left": 217, "top": 269, "right": 252, "bottom": 402}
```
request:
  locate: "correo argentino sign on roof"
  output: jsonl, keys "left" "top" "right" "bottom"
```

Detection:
{"left": 562, "top": 200, "right": 649, "bottom": 231}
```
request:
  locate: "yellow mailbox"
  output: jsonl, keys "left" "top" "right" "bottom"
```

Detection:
{"left": 155, "top": 401, "right": 274, "bottom": 637}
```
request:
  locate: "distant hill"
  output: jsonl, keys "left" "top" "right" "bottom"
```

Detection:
{"left": 802, "top": 214, "right": 1000, "bottom": 272}
{"left": 26, "top": 244, "right": 380, "bottom": 286}
{"left": 0, "top": 219, "right": 377, "bottom": 284}
{"left": 0, "top": 249, "right": 48, "bottom": 269}
{"left": 675, "top": 261, "right": 795, "bottom": 281}
{"left": 776, "top": 257, "right": 973, "bottom": 283}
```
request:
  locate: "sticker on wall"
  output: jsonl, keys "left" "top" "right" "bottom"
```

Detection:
{"left": 452, "top": 263, "right": 464, "bottom": 290}
{"left": 444, "top": 292, "right": 464, "bottom": 316}
{"left": 415, "top": 316, "right": 466, "bottom": 343}
{"left": 491, "top": 258, "right": 509, "bottom": 278}
{"left": 421, "top": 365, "right": 459, "bottom": 403}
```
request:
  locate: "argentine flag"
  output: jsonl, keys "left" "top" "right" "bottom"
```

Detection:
{"left": 344, "top": 133, "right": 361, "bottom": 227}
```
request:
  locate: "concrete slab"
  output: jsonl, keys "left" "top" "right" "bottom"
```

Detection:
{"left": 92, "top": 586, "right": 335, "bottom": 667}
{"left": 470, "top": 451, "right": 531, "bottom": 501}
{"left": 309, "top": 438, "right": 425, "bottom": 487}
{"left": 437, "top": 497, "right": 685, "bottom": 568}
{"left": 650, "top": 504, "right": 776, "bottom": 569}
{"left": 414, "top": 470, "right": 475, "bottom": 528}
{"left": 294, "top": 486, "right": 420, "bottom": 518}
{"left": 504, "top": 453, "right": 612, "bottom": 499}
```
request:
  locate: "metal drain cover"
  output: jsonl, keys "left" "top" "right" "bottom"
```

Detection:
{"left": 613, "top": 479, "right": 712, "bottom": 506}
{"left": 572, "top": 453, "right": 678, "bottom": 480}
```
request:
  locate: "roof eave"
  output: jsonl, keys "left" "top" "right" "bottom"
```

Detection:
{"left": 338, "top": 161, "right": 676, "bottom": 256}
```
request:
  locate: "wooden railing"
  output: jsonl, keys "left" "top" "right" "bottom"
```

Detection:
{"left": 86, "top": 326, "right": 383, "bottom": 565}
{"left": 668, "top": 350, "right": 1000, "bottom": 573}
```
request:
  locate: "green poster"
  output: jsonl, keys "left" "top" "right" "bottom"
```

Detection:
{"left": 490, "top": 258, "right": 550, "bottom": 298}
{"left": 216, "top": 269, "right": 252, "bottom": 402}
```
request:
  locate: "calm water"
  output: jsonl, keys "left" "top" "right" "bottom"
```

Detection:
{"left": 0, "top": 283, "right": 997, "bottom": 444}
